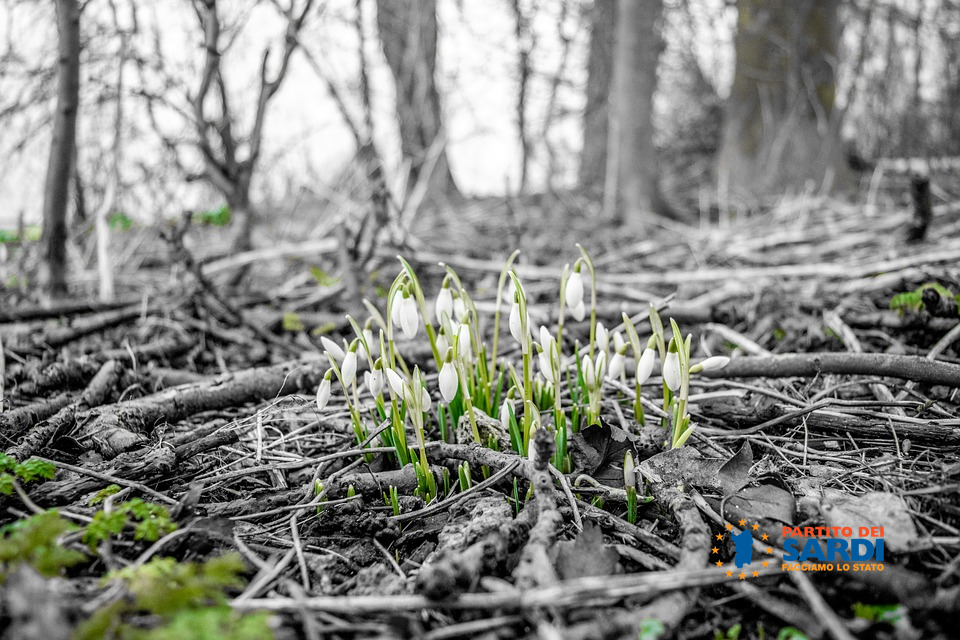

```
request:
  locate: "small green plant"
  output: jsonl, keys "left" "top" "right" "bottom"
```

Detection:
{"left": 282, "top": 311, "right": 305, "bottom": 332}
{"left": 82, "top": 497, "right": 177, "bottom": 550}
{"left": 0, "top": 454, "right": 56, "bottom": 495}
{"left": 890, "top": 282, "right": 960, "bottom": 316}
{"left": 624, "top": 452, "right": 638, "bottom": 525}
{"left": 108, "top": 211, "right": 135, "bottom": 231}
{"left": 714, "top": 623, "right": 741, "bottom": 640}
{"left": 194, "top": 204, "right": 231, "bottom": 227}
{"left": 77, "top": 553, "right": 272, "bottom": 640}
{"left": 0, "top": 510, "right": 87, "bottom": 578}
{"left": 851, "top": 602, "right": 902, "bottom": 623}
{"left": 638, "top": 619, "right": 666, "bottom": 639}
{"left": 776, "top": 628, "right": 809, "bottom": 640}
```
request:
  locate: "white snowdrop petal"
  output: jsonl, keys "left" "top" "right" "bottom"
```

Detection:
{"left": 565, "top": 271, "right": 584, "bottom": 308}
{"left": 421, "top": 388, "right": 433, "bottom": 411}
{"left": 341, "top": 351, "right": 358, "bottom": 387}
{"left": 400, "top": 297, "right": 420, "bottom": 339}
{"left": 699, "top": 356, "right": 731, "bottom": 372}
{"left": 636, "top": 348, "right": 656, "bottom": 385}
{"left": 386, "top": 368, "right": 406, "bottom": 397}
{"left": 509, "top": 303, "right": 524, "bottom": 343}
{"left": 435, "top": 288, "right": 454, "bottom": 324}
{"left": 439, "top": 362, "right": 458, "bottom": 403}
{"left": 596, "top": 322, "right": 608, "bottom": 351}
{"left": 570, "top": 300, "right": 586, "bottom": 322}
{"left": 320, "top": 336, "right": 345, "bottom": 362}
{"left": 609, "top": 353, "right": 625, "bottom": 379}
{"left": 315, "top": 378, "right": 331, "bottom": 412}
{"left": 663, "top": 352, "right": 682, "bottom": 391}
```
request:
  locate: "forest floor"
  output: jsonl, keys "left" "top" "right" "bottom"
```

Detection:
{"left": 2, "top": 191, "right": 960, "bottom": 640}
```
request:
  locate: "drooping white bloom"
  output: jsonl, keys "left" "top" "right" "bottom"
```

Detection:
{"left": 539, "top": 326, "right": 554, "bottom": 351}
{"left": 320, "top": 336, "right": 345, "bottom": 362}
{"left": 583, "top": 355, "right": 595, "bottom": 390}
{"left": 341, "top": 351, "right": 358, "bottom": 387}
{"left": 439, "top": 361, "right": 458, "bottom": 403}
{"left": 453, "top": 295, "right": 468, "bottom": 322}
{"left": 365, "top": 368, "right": 384, "bottom": 397}
{"left": 315, "top": 375, "right": 332, "bottom": 412}
{"left": 390, "top": 290, "right": 404, "bottom": 327}
{"left": 538, "top": 351, "right": 555, "bottom": 384}
{"left": 400, "top": 296, "right": 420, "bottom": 339}
{"left": 596, "top": 322, "right": 609, "bottom": 352}
{"left": 566, "top": 270, "right": 584, "bottom": 308}
{"left": 435, "top": 287, "right": 454, "bottom": 324}
{"left": 457, "top": 324, "right": 472, "bottom": 361}
{"left": 608, "top": 352, "right": 626, "bottom": 380}
{"left": 570, "top": 299, "right": 586, "bottom": 322}
{"left": 612, "top": 331, "right": 625, "bottom": 353}
{"left": 636, "top": 348, "right": 656, "bottom": 386}
{"left": 594, "top": 351, "right": 607, "bottom": 386}
{"left": 385, "top": 368, "right": 405, "bottom": 397}
{"left": 420, "top": 387, "right": 433, "bottom": 410}
{"left": 509, "top": 303, "right": 525, "bottom": 343}
{"left": 663, "top": 351, "right": 682, "bottom": 391}
{"left": 499, "top": 401, "right": 512, "bottom": 431}
{"left": 436, "top": 330, "right": 450, "bottom": 356}
{"left": 698, "top": 356, "right": 731, "bottom": 372}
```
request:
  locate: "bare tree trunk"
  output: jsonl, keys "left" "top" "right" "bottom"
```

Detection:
{"left": 717, "top": 0, "right": 851, "bottom": 204}
{"left": 579, "top": 0, "right": 614, "bottom": 194}
{"left": 41, "top": 0, "right": 81, "bottom": 297}
{"left": 375, "top": 0, "right": 457, "bottom": 198}
{"left": 609, "top": 0, "right": 671, "bottom": 227}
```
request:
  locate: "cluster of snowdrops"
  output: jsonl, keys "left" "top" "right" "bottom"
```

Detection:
{"left": 313, "top": 248, "right": 729, "bottom": 503}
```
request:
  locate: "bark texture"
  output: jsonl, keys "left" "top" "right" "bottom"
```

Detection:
{"left": 376, "top": 0, "right": 457, "bottom": 197}
{"left": 609, "top": 0, "right": 671, "bottom": 226}
{"left": 717, "top": 0, "right": 851, "bottom": 203}
{"left": 579, "top": 0, "right": 614, "bottom": 193}
{"left": 41, "top": 0, "right": 81, "bottom": 296}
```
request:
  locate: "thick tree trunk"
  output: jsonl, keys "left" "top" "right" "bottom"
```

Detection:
{"left": 41, "top": 0, "right": 81, "bottom": 296}
{"left": 609, "top": 0, "right": 671, "bottom": 227}
{"left": 717, "top": 0, "right": 851, "bottom": 204}
{"left": 579, "top": 0, "right": 614, "bottom": 194}
{"left": 375, "top": 0, "right": 457, "bottom": 198}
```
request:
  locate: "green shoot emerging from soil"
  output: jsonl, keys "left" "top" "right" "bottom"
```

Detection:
{"left": 315, "top": 249, "right": 730, "bottom": 503}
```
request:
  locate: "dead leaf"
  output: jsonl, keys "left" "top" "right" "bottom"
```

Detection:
{"left": 639, "top": 447, "right": 723, "bottom": 489}
{"left": 821, "top": 490, "right": 919, "bottom": 553}
{"left": 569, "top": 417, "right": 638, "bottom": 486}
{"left": 553, "top": 520, "right": 619, "bottom": 580}
{"left": 718, "top": 441, "right": 754, "bottom": 496}
{"left": 724, "top": 483, "right": 796, "bottom": 526}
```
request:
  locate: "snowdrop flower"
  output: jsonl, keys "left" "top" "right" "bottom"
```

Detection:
{"left": 612, "top": 331, "right": 625, "bottom": 353}
{"left": 623, "top": 451, "right": 636, "bottom": 488}
{"left": 596, "top": 322, "right": 609, "bottom": 352}
{"left": 566, "top": 269, "right": 584, "bottom": 308}
{"left": 385, "top": 368, "right": 405, "bottom": 397}
{"left": 435, "top": 285, "right": 454, "bottom": 324}
{"left": 663, "top": 350, "right": 682, "bottom": 392}
{"left": 341, "top": 349, "right": 358, "bottom": 387}
{"left": 608, "top": 350, "right": 626, "bottom": 380}
{"left": 439, "top": 358, "right": 458, "bottom": 403}
{"left": 365, "top": 362, "right": 384, "bottom": 397}
{"left": 635, "top": 348, "right": 656, "bottom": 386}
{"left": 420, "top": 387, "right": 432, "bottom": 411}
{"left": 320, "top": 336, "right": 345, "bottom": 362}
{"left": 509, "top": 302, "right": 525, "bottom": 344}
{"left": 453, "top": 295, "right": 468, "bottom": 322}
{"left": 390, "top": 290, "right": 404, "bottom": 327}
{"left": 315, "top": 372, "right": 332, "bottom": 412}
{"left": 436, "top": 328, "right": 450, "bottom": 355}
{"left": 697, "top": 356, "right": 731, "bottom": 372}
{"left": 400, "top": 295, "right": 420, "bottom": 339}
{"left": 570, "top": 299, "right": 586, "bottom": 322}
{"left": 499, "top": 401, "right": 512, "bottom": 432}
{"left": 594, "top": 351, "right": 607, "bottom": 386}
{"left": 583, "top": 355, "right": 596, "bottom": 390}
{"left": 457, "top": 323, "right": 472, "bottom": 361}
{"left": 539, "top": 326, "right": 554, "bottom": 351}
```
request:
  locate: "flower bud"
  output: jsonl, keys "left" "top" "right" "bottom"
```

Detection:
{"left": 341, "top": 350, "right": 358, "bottom": 387}
{"left": 457, "top": 323, "right": 472, "bottom": 361}
{"left": 400, "top": 295, "right": 420, "bottom": 339}
{"left": 385, "top": 368, "right": 405, "bottom": 397}
{"left": 439, "top": 361, "right": 458, "bottom": 403}
{"left": 570, "top": 299, "right": 586, "bottom": 322}
{"left": 596, "top": 322, "right": 608, "bottom": 351}
{"left": 608, "top": 351, "right": 625, "bottom": 380}
{"left": 624, "top": 451, "right": 636, "bottom": 488}
{"left": 435, "top": 286, "right": 454, "bottom": 324}
{"left": 697, "top": 356, "right": 730, "bottom": 372}
{"left": 583, "top": 355, "right": 595, "bottom": 389}
{"left": 420, "top": 387, "right": 433, "bottom": 411}
{"left": 315, "top": 373, "right": 332, "bottom": 412}
{"left": 636, "top": 348, "right": 656, "bottom": 386}
{"left": 509, "top": 303, "right": 525, "bottom": 344}
{"left": 663, "top": 351, "right": 681, "bottom": 392}
{"left": 566, "top": 270, "right": 584, "bottom": 308}
{"left": 390, "top": 289, "right": 404, "bottom": 327}
{"left": 320, "top": 336, "right": 345, "bottom": 362}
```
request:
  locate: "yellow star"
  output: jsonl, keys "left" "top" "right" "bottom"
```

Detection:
{"left": 761, "top": 533, "right": 769, "bottom": 541}
{"left": 725, "top": 523, "right": 733, "bottom": 531}
{"left": 726, "top": 570, "right": 733, "bottom": 577}
{"left": 762, "top": 560, "right": 769, "bottom": 567}
{"left": 765, "top": 547, "right": 773, "bottom": 554}
{"left": 752, "top": 522, "right": 760, "bottom": 531}
{"left": 752, "top": 570, "right": 760, "bottom": 578}
{"left": 715, "top": 560, "right": 723, "bottom": 567}
{"left": 711, "top": 547, "right": 719, "bottom": 554}
{"left": 716, "top": 533, "right": 724, "bottom": 541}
{"left": 738, "top": 519, "right": 746, "bottom": 527}
{"left": 739, "top": 572, "right": 746, "bottom": 580}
